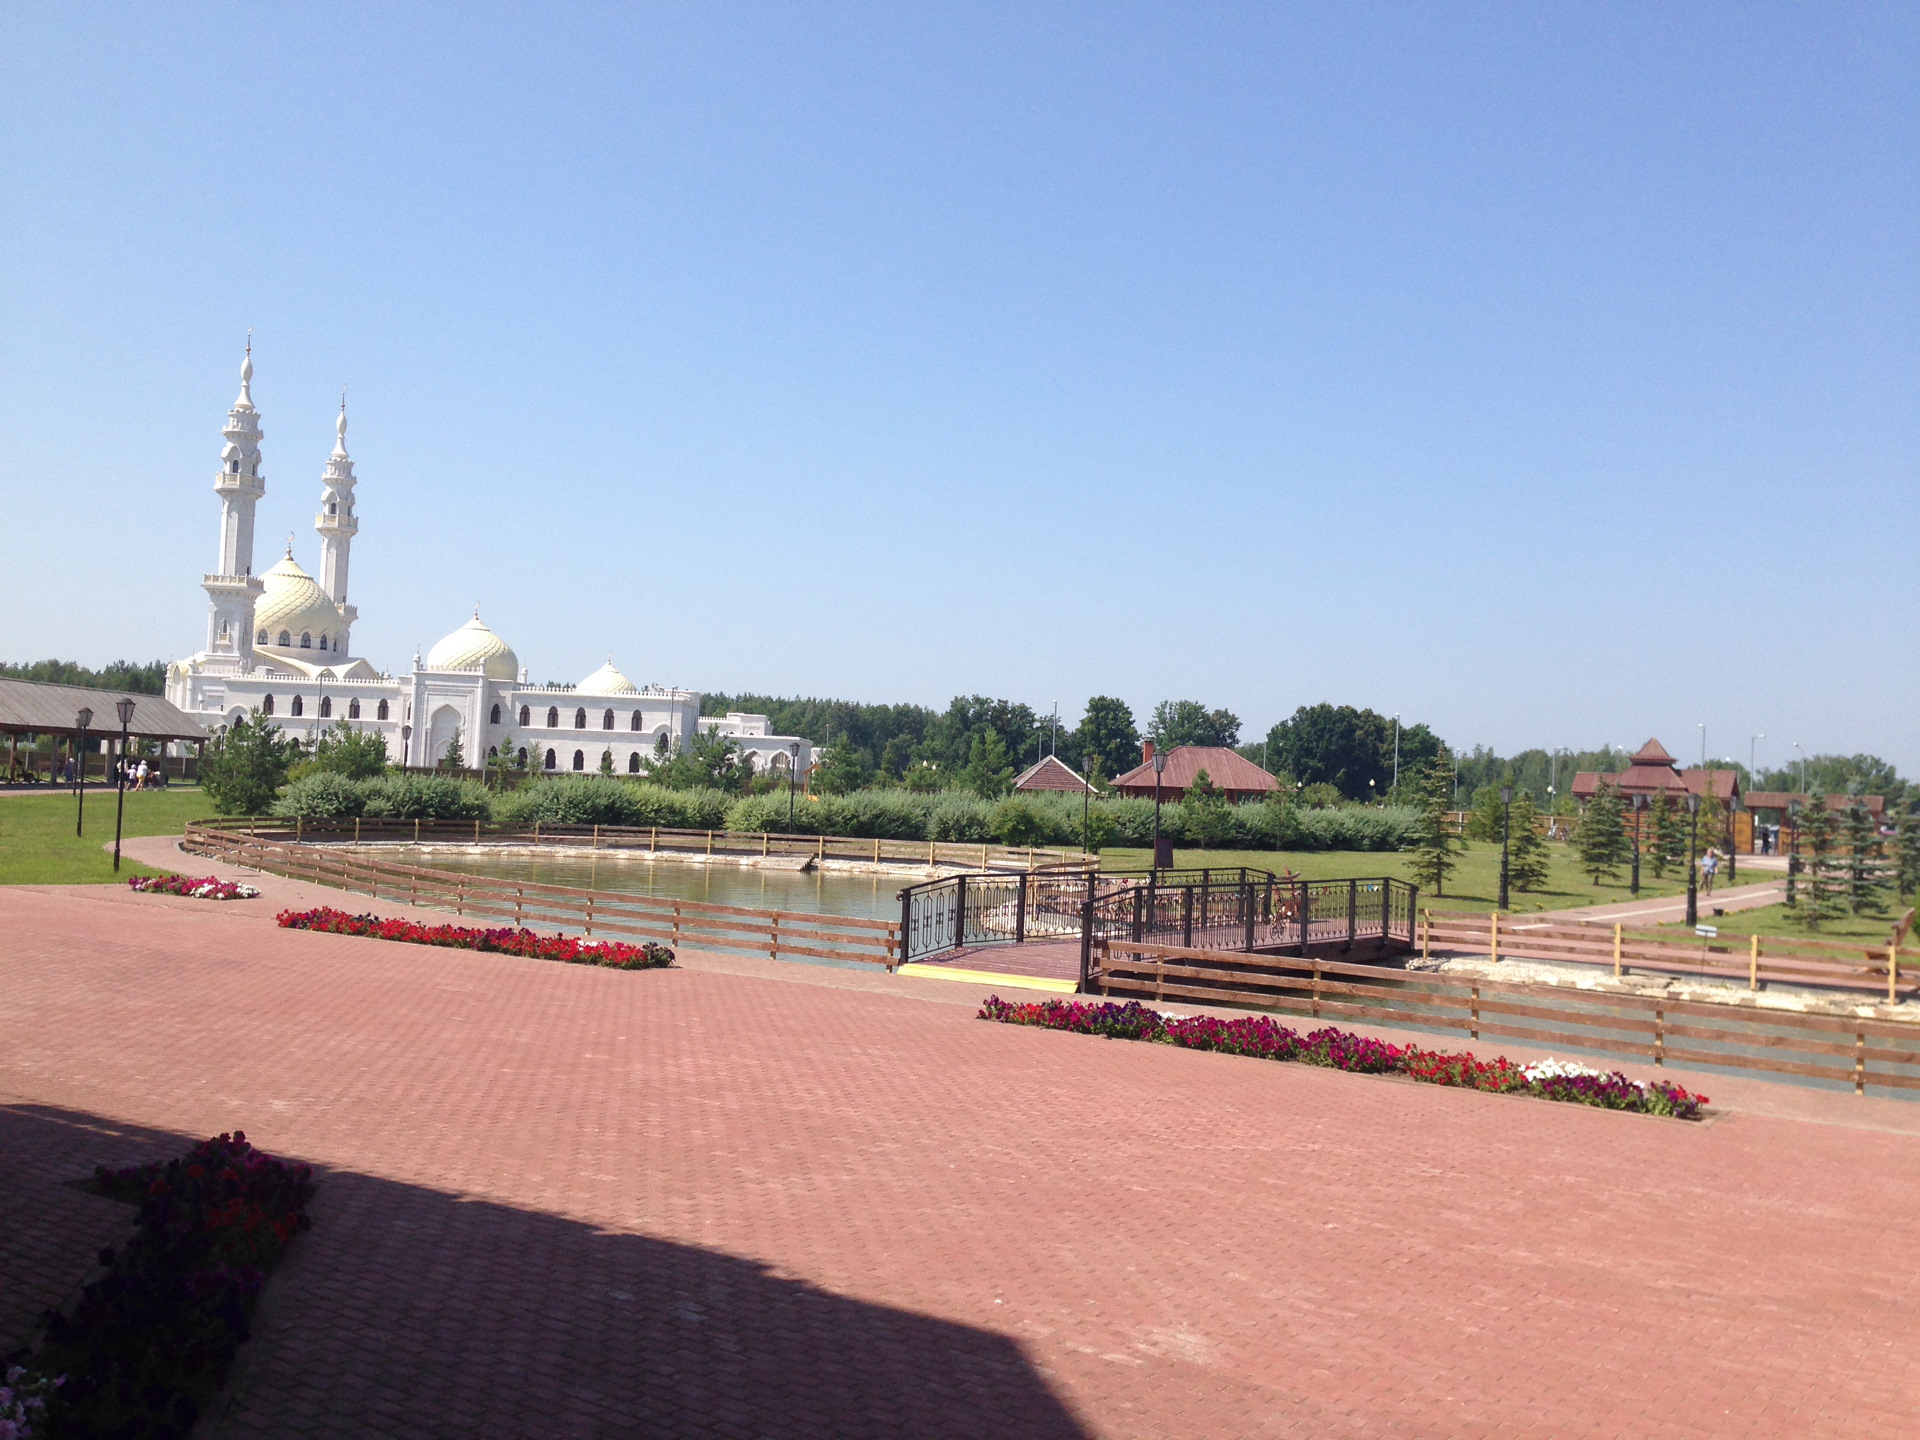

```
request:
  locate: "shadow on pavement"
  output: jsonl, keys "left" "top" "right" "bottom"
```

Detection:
{"left": 0, "top": 1103, "right": 1093, "bottom": 1439}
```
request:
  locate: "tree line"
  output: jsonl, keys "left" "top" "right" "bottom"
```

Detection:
{"left": 1, "top": 658, "right": 169, "bottom": 694}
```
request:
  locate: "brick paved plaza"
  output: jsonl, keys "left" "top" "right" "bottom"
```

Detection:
{"left": 5, "top": 868, "right": 1920, "bottom": 1438}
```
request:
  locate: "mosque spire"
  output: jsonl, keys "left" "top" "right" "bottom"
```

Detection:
{"left": 316, "top": 380, "right": 360, "bottom": 622}
{"left": 204, "top": 337, "right": 268, "bottom": 667}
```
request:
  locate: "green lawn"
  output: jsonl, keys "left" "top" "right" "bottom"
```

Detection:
{"left": 0, "top": 789, "right": 214, "bottom": 885}
{"left": 1656, "top": 898, "right": 1915, "bottom": 944}
{"left": 1097, "top": 840, "right": 1703, "bottom": 915}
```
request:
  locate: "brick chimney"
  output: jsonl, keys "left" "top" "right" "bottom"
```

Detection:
{"left": 1141, "top": 739, "right": 1154, "bottom": 766}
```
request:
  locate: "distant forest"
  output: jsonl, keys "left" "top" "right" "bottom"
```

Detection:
{"left": 0, "top": 658, "right": 169, "bottom": 694}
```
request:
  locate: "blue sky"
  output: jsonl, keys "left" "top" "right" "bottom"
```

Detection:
{"left": 2, "top": 5, "right": 1914, "bottom": 773}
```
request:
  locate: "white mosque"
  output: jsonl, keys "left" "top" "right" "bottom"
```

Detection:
{"left": 167, "top": 346, "right": 813, "bottom": 779}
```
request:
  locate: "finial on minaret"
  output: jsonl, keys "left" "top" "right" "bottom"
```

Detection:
{"left": 238, "top": 331, "right": 255, "bottom": 404}
{"left": 286, "top": 533, "right": 294, "bottom": 558}
{"left": 333, "top": 387, "right": 350, "bottom": 457}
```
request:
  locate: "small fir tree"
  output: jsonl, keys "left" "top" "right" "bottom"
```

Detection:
{"left": 1506, "top": 789, "right": 1552, "bottom": 893}
{"left": 1649, "top": 790, "right": 1685, "bottom": 879}
{"left": 1575, "top": 779, "right": 1630, "bottom": 885}
{"left": 440, "top": 727, "right": 465, "bottom": 771}
{"left": 1895, "top": 810, "right": 1920, "bottom": 900}
{"left": 1405, "top": 756, "right": 1461, "bottom": 898}
{"left": 598, "top": 747, "right": 616, "bottom": 777}
{"left": 1464, "top": 784, "right": 1505, "bottom": 842}
{"left": 960, "top": 730, "right": 1014, "bottom": 799}
{"left": 1841, "top": 797, "right": 1889, "bottom": 916}
{"left": 1795, "top": 791, "right": 1847, "bottom": 931}
{"left": 1181, "top": 768, "right": 1234, "bottom": 848}
{"left": 486, "top": 733, "right": 520, "bottom": 788}
{"left": 198, "top": 709, "right": 301, "bottom": 815}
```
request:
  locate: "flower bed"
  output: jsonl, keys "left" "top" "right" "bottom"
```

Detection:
{"left": 127, "top": 874, "right": 261, "bottom": 900}
{"left": 978, "top": 997, "right": 1708, "bottom": 1119}
{"left": 276, "top": 906, "right": 675, "bottom": 969}
{"left": 12, "top": 1132, "right": 314, "bottom": 1439}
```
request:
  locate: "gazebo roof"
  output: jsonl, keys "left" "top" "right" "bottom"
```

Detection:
{"left": 1110, "top": 746, "right": 1277, "bottom": 795}
{"left": 0, "top": 679, "right": 208, "bottom": 742}
{"left": 1012, "top": 754, "right": 1093, "bottom": 793}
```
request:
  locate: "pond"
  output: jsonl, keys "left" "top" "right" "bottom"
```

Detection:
{"left": 394, "top": 846, "right": 909, "bottom": 923}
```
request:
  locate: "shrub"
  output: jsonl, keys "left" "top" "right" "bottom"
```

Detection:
{"left": 925, "top": 793, "right": 995, "bottom": 842}
{"left": 492, "top": 775, "right": 649, "bottom": 827}
{"left": 273, "top": 771, "right": 367, "bottom": 819}
{"left": 725, "top": 792, "right": 825, "bottom": 836}
{"left": 823, "top": 789, "right": 929, "bottom": 840}
{"left": 990, "top": 796, "right": 1052, "bottom": 847}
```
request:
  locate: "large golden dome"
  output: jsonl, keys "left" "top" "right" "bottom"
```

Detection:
{"left": 425, "top": 613, "right": 520, "bottom": 680}
{"left": 255, "top": 555, "right": 346, "bottom": 652}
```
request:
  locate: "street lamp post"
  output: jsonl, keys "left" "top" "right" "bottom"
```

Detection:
{"left": 1684, "top": 793, "right": 1701, "bottom": 928}
{"left": 1392, "top": 714, "right": 1400, "bottom": 793}
{"left": 1793, "top": 741, "right": 1806, "bottom": 794}
{"left": 1498, "top": 785, "right": 1513, "bottom": 911}
{"left": 787, "top": 742, "right": 799, "bottom": 831}
{"left": 1785, "top": 798, "right": 1801, "bottom": 907}
{"left": 1081, "top": 752, "right": 1092, "bottom": 856}
{"left": 1150, "top": 745, "right": 1169, "bottom": 870}
{"left": 74, "top": 707, "right": 93, "bottom": 836}
{"left": 111, "top": 698, "right": 136, "bottom": 872}
{"left": 1630, "top": 793, "right": 1646, "bottom": 897}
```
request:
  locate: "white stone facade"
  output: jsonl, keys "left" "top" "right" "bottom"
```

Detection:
{"left": 166, "top": 348, "right": 813, "bottom": 778}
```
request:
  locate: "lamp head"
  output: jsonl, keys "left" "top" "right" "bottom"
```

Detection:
{"left": 1153, "top": 750, "right": 1167, "bottom": 774}
{"left": 1633, "top": 793, "right": 1646, "bottom": 811}
{"left": 1501, "top": 785, "right": 1512, "bottom": 805}
{"left": 75, "top": 706, "right": 93, "bottom": 730}
{"left": 115, "top": 698, "right": 137, "bottom": 727}
{"left": 1687, "top": 794, "right": 1700, "bottom": 815}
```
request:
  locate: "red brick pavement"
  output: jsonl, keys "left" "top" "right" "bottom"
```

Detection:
{"left": 3, "top": 875, "right": 1920, "bottom": 1438}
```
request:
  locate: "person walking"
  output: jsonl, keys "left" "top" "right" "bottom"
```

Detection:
{"left": 1701, "top": 848, "right": 1719, "bottom": 896}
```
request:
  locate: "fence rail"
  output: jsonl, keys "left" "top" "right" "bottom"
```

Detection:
{"left": 1090, "top": 938, "right": 1920, "bottom": 1096}
{"left": 183, "top": 827, "right": 903, "bottom": 969}
{"left": 187, "top": 817, "right": 1081, "bottom": 873}
{"left": 1419, "top": 909, "right": 1911, "bottom": 1002}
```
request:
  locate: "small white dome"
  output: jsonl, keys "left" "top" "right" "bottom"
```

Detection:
{"left": 426, "top": 613, "right": 520, "bottom": 680}
{"left": 576, "top": 659, "right": 638, "bottom": 695}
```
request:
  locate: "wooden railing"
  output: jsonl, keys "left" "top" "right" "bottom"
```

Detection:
{"left": 1090, "top": 938, "right": 1920, "bottom": 1096}
{"left": 187, "top": 817, "right": 1082, "bottom": 872}
{"left": 1419, "top": 909, "right": 1911, "bottom": 1003}
{"left": 183, "top": 827, "right": 903, "bottom": 969}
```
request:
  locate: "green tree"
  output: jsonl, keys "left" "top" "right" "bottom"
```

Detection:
{"left": 598, "top": 747, "right": 616, "bottom": 777}
{"left": 808, "top": 736, "right": 870, "bottom": 796}
{"left": 0, "top": 657, "right": 168, "bottom": 694}
{"left": 440, "top": 727, "right": 465, "bottom": 771}
{"left": 1895, "top": 810, "right": 1920, "bottom": 900}
{"left": 1181, "top": 768, "right": 1234, "bottom": 848}
{"left": 1575, "top": 780, "right": 1629, "bottom": 885}
{"left": 1649, "top": 791, "right": 1685, "bottom": 879}
{"left": 1841, "top": 797, "right": 1889, "bottom": 916}
{"left": 1072, "top": 696, "right": 1139, "bottom": 783}
{"left": 1265, "top": 703, "right": 1432, "bottom": 801}
{"left": 1506, "top": 790, "right": 1552, "bottom": 893}
{"left": 486, "top": 733, "right": 522, "bottom": 788}
{"left": 1796, "top": 792, "right": 1847, "bottom": 930}
{"left": 311, "top": 719, "right": 391, "bottom": 781}
{"left": 1405, "top": 756, "right": 1461, "bottom": 897}
{"left": 960, "top": 730, "right": 1014, "bottom": 798}
{"left": 1463, "top": 784, "right": 1505, "bottom": 842}
{"left": 199, "top": 709, "right": 301, "bottom": 815}
{"left": 1149, "top": 700, "right": 1240, "bottom": 749}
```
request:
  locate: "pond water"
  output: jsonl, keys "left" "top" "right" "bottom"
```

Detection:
{"left": 394, "top": 846, "right": 909, "bottom": 922}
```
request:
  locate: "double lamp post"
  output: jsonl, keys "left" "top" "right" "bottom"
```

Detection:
{"left": 72, "top": 697, "right": 138, "bottom": 870}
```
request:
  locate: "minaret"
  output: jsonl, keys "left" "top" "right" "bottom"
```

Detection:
{"left": 202, "top": 339, "right": 268, "bottom": 667}
{"left": 315, "top": 391, "right": 360, "bottom": 655}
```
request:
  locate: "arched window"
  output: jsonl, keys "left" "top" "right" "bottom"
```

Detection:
{"left": 546, "top": 706, "right": 559, "bottom": 728}
{"left": 516, "top": 747, "right": 528, "bottom": 767}
{"left": 262, "top": 694, "right": 275, "bottom": 715}
{"left": 627, "top": 753, "right": 641, "bottom": 774}
{"left": 300, "top": 632, "right": 312, "bottom": 649}
{"left": 278, "top": 631, "right": 291, "bottom": 647}
{"left": 319, "top": 634, "right": 329, "bottom": 651}
{"left": 574, "top": 707, "right": 587, "bottom": 729}
{"left": 319, "top": 696, "right": 332, "bottom": 718}
{"left": 376, "top": 699, "right": 389, "bottom": 721}
{"left": 348, "top": 698, "right": 361, "bottom": 720}
{"left": 228, "top": 459, "right": 239, "bottom": 474}
{"left": 490, "top": 704, "right": 501, "bottom": 725}
{"left": 291, "top": 695, "right": 304, "bottom": 717}
{"left": 602, "top": 709, "right": 614, "bottom": 730}
{"left": 544, "top": 748, "right": 556, "bottom": 770}
{"left": 519, "top": 705, "right": 530, "bottom": 726}
{"left": 571, "top": 749, "right": 585, "bottom": 771}
{"left": 487, "top": 745, "right": 498, "bottom": 759}
{"left": 630, "top": 710, "right": 642, "bottom": 731}
{"left": 256, "top": 628, "right": 268, "bottom": 645}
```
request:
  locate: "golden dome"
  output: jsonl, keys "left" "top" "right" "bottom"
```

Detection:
{"left": 426, "top": 613, "right": 520, "bottom": 680}
{"left": 255, "top": 554, "right": 346, "bottom": 652}
{"left": 576, "top": 659, "right": 637, "bottom": 695}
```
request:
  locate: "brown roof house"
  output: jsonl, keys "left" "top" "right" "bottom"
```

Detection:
{"left": 1109, "top": 742, "right": 1278, "bottom": 803}
{"left": 1570, "top": 738, "right": 1741, "bottom": 836}
{"left": 1012, "top": 755, "right": 1095, "bottom": 794}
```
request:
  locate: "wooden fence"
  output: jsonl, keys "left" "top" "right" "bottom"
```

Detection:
{"left": 1090, "top": 938, "right": 1920, "bottom": 1096}
{"left": 1419, "top": 909, "right": 1911, "bottom": 1003}
{"left": 187, "top": 817, "right": 1082, "bottom": 873}
{"left": 182, "top": 827, "right": 903, "bottom": 969}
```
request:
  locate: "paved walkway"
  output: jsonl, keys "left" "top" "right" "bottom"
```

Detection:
{"left": 4, "top": 848, "right": 1920, "bottom": 1436}
{"left": 1525, "top": 878, "right": 1785, "bottom": 927}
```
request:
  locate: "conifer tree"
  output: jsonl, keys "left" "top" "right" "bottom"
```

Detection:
{"left": 1649, "top": 790, "right": 1685, "bottom": 879}
{"left": 1575, "top": 779, "right": 1629, "bottom": 885}
{"left": 599, "top": 747, "right": 616, "bottom": 777}
{"left": 441, "top": 727, "right": 465, "bottom": 771}
{"left": 1896, "top": 810, "right": 1920, "bottom": 901}
{"left": 1796, "top": 791, "right": 1846, "bottom": 931}
{"left": 1506, "top": 789, "right": 1552, "bottom": 893}
{"left": 1405, "top": 756, "right": 1461, "bottom": 897}
{"left": 1842, "top": 796, "right": 1889, "bottom": 916}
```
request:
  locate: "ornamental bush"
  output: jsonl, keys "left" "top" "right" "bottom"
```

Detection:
{"left": 358, "top": 772, "right": 492, "bottom": 820}
{"left": 978, "top": 997, "right": 1708, "bottom": 1119}
{"left": 273, "top": 771, "right": 367, "bottom": 819}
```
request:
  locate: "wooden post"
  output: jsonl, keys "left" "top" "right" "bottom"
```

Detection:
{"left": 1654, "top": 1007, "right": 1665, "bottom": 1066}
{"left": 762, "top": 832, "right": 769, "bottom": 857}
{"left": 650, "top": 826, "right": 657, "bottom": 852}
{"left": 706, "top": 830, "right": 713, "bottom": 858}
{"left": 1750, "top": 934, "right": 1761, "bottom": 992}
{"left": 585, "top": 893, "right": 594, "bottom": 936}
{"left": 1311, "top": 959, "right": 1322, "bottom": 1018}
{"left": 769, "top": 914, "right": 779, "bottom": 961}
{"left": 672, "top": 902, "right": 682, "bottom": 949}
{"left": 475, "top": 817, "right": 481, "bottom": 844}
{"left": 593, "top": 824, "right": 600, "bottom": 849}
{"left": 818, "top": 834, "right": 825, "bottom": 862}
{"left": 1420, "top": 909, "right": 1430, "bottom": 963}
{"left": 1614, "top": 923, "right": 1623, "bottom": 979}
{"left": 515, "top": 886, "right": 523, "bottom": 927}
{"left": 1154, "top": 949, "right": 1165, "bottom": 1002}
{"left": 981, "top": 843, "right": 989, "bottom": 867}
{"left": 874, "top": 837, "right": 881, "bottom": 864}
{"left": 296, "top": 815, "right": 303, "bottom": 842}
{"left": 414, "top": 818, "right": 420, "bottom": 844}
{"left": 1489, "top": 911, "right": 1500, "bottom": 964}
{"left": 929, "top": 839, "right": 936, "bottom": 866}
{"left": 354, "top": 816, "right": 361, "bottom": 845}
{"left": 1855, "top": 1025, "right": 1866, "bottom": 1094}
{"left": 1890, "top": 941, "right": 1899, "bottom": 1005}
{"left": 1470, "top": 984, "right": 1480, "bottom": 1040}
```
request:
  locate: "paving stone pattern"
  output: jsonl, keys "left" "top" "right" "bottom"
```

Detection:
{"left": 3, "top": 878, "right": 1919, "bottom": 1437}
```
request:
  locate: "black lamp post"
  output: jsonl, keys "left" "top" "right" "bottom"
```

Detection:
{"left": 112, "top": 697, "right": 136, "bottom": 872}
{"left": 1150, "top": 744, "right": 1169, "bottom": 870}
{"left": 1081, "top": 753, "right": 1092, "bottom": 855}
{"left": 1785, "top": 798, "right": 1801, "bottom": 907}
{"left": 1684, "top": 792, "right": 1700, "bottom": 928}
{"left": 1629, "top": 793, "right": 1646, "bottom": 896}
{"left": 1498, "top": 784, "right": 1513, "bottom": 911}
{"left": 74, "top": 706, "right": 93, "bottom": 836}
{"left": 787, "top": 741, "right": 799, "bottom": 831}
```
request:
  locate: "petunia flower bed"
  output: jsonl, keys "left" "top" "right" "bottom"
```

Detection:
{"left": 979, "top": 997, "right": 1708, "bottom": 1120}
{"left": 127, "top": 874, "right": 261, "bottom": 900}
{"left": 12, "top": 1131, "right": 314, "bottom": 1439}
{"left": 276, "top": 906, "right": 674, "bottom": 969}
